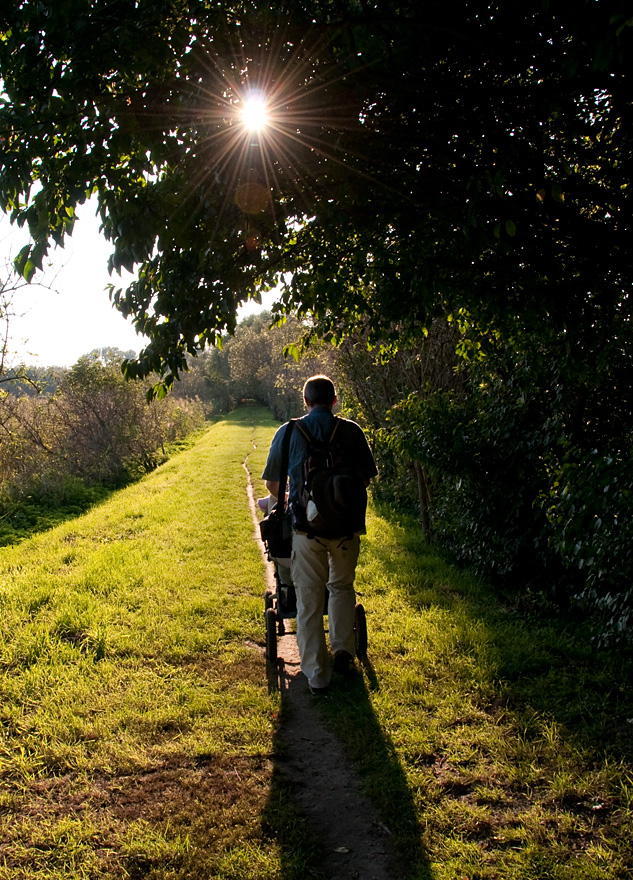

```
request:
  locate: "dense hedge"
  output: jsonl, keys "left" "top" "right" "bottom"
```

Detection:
{"left": 335, "top": 328, "right": 633, "bottom": 646}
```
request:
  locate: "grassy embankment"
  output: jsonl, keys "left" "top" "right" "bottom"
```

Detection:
{"left": 0, "top": 406, "right": 632, "bottom": 879}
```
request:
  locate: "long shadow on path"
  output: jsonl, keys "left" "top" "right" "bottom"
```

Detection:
{"left": 263, "top": 634, "right": 432, "bottom": 880}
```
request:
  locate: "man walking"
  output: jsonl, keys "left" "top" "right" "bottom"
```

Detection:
{"left": 262, "top": 375, "right": 377, "bottom": 694}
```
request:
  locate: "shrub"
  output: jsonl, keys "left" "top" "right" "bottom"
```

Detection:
{"left": 543, "top": 447, "right": 633, "bottom": 644}
{"left": 0, "top": 352, "right": 207, "bottom": 532}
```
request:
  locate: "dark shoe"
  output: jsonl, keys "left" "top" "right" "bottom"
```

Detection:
{"left": 333, "top": 650, "right": 354, "bottom": 675}
{"left": 309, "top": 684, "right": 329, "bottom": 696}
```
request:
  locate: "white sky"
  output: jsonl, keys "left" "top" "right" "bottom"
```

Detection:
{"left": 1, "top": 201, "right": 273, "bottom": 369}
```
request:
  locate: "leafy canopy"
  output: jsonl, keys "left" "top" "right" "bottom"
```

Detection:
{"left": 1, "top": 1, "right": 631, "bottom": 387}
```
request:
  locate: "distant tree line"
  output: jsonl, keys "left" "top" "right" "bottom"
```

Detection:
{"left": 175, "top": 312, "right": 336, "bottom": 420}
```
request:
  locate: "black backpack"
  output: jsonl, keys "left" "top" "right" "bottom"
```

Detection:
{"left": 290, "top": 418, "right": 367, "bottom": 537}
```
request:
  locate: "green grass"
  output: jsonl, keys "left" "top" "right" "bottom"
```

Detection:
{"left": 0, "top": 408, "right": 291, "bottom": 879}
{"left": 0, "top": 481, "right": 115, "bottom": 547}
{"left": 0, "top": 431, "right": 207, "bottom": 547}
{"left": 0, "top": 406, "right": 632, "bottom": 879}
{"left": 320, "top": 506, "right": 633, "bottom": 879}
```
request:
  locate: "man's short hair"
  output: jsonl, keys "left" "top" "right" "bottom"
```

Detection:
{"left": 303, "top": 375, "right": 336, "bottom": 407}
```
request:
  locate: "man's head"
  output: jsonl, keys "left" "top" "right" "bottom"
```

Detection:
{"left": 303, "top": 375, "right": 337, "bottom": 409}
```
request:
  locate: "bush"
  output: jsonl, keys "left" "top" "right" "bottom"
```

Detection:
{"left": 0, "top": 352, "right": 206, "bottom": 536}
{"left": 543, "top": 447, "right": 633, "bottom": 644}
{"left": 407, "top": 387, "right": 558, "bottom": 585}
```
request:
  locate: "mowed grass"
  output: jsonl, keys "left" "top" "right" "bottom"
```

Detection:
{"left": 0, "top": 407, "right": 298, "bottom": 880}
{"left": 1, "top": 406, "right": 632, "bottom": 880}
{"left": 321, "top": 509, "right": 633, "bottom": 880}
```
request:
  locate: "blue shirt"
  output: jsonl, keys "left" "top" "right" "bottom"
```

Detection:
{"left": 262, "top": 406, "right": 378, "bottom": 509}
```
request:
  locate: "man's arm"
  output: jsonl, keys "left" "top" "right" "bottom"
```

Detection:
{"left": 345, "top": 420, "right": 378, "bottom": 483}
{"left": 261, "top": 425, "right": 286, "bottom": 501}
{"left": 265, "top": 480, "right": 280, "bottom": 499}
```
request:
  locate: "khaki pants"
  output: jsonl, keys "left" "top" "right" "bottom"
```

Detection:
{"left": 290, "top": 532, "right": 360, "bottom": 689}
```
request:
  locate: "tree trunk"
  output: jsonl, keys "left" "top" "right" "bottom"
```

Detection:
{"left": 414, "top": 460, "right": 432, "bottom": 542}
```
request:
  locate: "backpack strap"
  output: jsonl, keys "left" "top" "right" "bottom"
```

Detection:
{"left": 294, "top": 419, "right": 314, "bottom": 446}
{"left": 295, "top": 416, "right": 341, "bottom": 447}
{"left": 276, "top": 419, "right": 296, "bottom": 514}
{"left": 327, "top": 416, "right": 342, "bottom": 443}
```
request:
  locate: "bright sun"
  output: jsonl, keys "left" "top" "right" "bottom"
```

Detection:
{"left": 240, "top": 95, "right": 269, "bottom": 131}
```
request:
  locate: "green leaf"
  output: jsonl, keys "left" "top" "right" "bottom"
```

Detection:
{"left": 14, "top": 245, "right": 36, "bottom": 282}
{"left": 551, "top": 184, "right": 565, "bottom": 203}
{"left": 283, "top": 342, "right": 300, "bottom": 362}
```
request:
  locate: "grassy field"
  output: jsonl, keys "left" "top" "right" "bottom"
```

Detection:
{"left": 0, "top": 408, "right": 289, "bottom": 879}
{"left": 0, "top": 406, "right": 632, "bottom": 879}
{"left": 323, "top": 513, "right": 633, "bottom": 880}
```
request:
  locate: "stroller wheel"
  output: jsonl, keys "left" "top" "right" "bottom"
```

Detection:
{"left": 354, "top": 603, "right": 368, "bottom": 659}
{"left": 265, "top": 608, "right": 278, "bottom": 663}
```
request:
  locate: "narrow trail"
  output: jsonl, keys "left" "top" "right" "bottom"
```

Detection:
{"left": 244, "top": 452, "right": 398, "bottom": 880}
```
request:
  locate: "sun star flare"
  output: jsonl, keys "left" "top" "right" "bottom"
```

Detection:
{"left": 240, "top": 95, "right": 269, "bottom": 131}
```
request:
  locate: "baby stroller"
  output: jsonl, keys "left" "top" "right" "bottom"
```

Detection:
{"left": 259, "top": 497, "right": 368, "bottom": 664}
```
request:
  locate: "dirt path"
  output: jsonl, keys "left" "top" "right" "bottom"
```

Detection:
{"left": 245, "top": 468, "right": 398, "bottom": 880}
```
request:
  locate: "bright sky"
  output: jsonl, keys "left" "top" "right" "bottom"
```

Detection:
{"left": 1, "top": 201, "right": 273, "bottom": 369}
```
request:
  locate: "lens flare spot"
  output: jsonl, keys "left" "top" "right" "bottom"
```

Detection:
{"left": 234, "top": 182, "right": 269, "bottom": 214}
